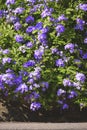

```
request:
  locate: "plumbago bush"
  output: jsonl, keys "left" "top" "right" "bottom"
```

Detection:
{"left": 0, "top": 0, "right": 87, "bottom": 111}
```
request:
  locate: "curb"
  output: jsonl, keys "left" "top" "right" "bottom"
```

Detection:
{"left": 0, "top": 123, "right": 87, "bottom": 130}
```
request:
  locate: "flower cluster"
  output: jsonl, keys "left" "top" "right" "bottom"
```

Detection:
{"left": 0, "top": 0, "right": 87, "bottom": 111}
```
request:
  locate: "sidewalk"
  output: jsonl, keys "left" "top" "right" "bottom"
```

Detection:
{"left": 0, "top": 123, "right": 87, "bottom": 130}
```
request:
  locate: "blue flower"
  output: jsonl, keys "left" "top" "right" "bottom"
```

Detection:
{"left": 19, "top": 70, "right": 28, "bottom": 76}
{"left": 2, "top": 57, "right": 12, "bottom": 65}
{"left": 23, "top": 60, "right": 35, "bottom": 68}
{"left": 3, "top": 49, "right": 10, "bottom": 54}
{"left": 0, "top": 75, "right": 4, "bottom": 90}
{"left": 73, "top": 82, "right": 81, "bottom": 90}
{"left": 38, "top": 33, "right": 47, "bottom": 43}
{"left": 6, "top": 0, "right": 15, "bottom": 5}
{"left": 58, "top": 14, "right": 68, "bottom": 22}
{"left": 14, "top": 22, "right": 22, "bottom": 30}
{"left": 68, "top": 90, "right": 78, "bottom": 99}
{"left": 0, "top": 82, "right": 4, "bottom": 90}
{"left": 75, "top": 18, "right": 85, "bottom": 31}
{"left": 15, "top": 83, "right": 28, "bottom": 93}
{"left": 79, "top": 4, "right": 87, "bottom": 11}
{"left": 15, "top": 75, "right": 23, "bottom": 85}
{"left": 26, "top": 26, "right": 35, "bottom": 33}
{"left": 29, "top": 67, "right": 41, "bottom": 80}
{"left": 51, "top": 48, "right": 58, "bottom": 54}
{"left": 5, "top": 69, "right": 13, "bottom": 73}
{"left": 34, "top": 48, "right": 44, "bottom": 60}
{"left": 64, "top": 43, "right": 75, "bottom": 53}
{"left": 30, "top": 102, "right": 41, "bottom": 111}
{"left": 27, "top": 0, "right": 36, "bottom": 3}
{"left": 41, "top": 27, "right": 49, "bottom": 33}
{"left": 63, "top": 79, "right": 72, "bottom": 87}
{"left": 55, "top": 59, "right": 65, "bottom": 67}
{"left": 84, "top": 38, "right": 87, "bottom": 44}
{"left": 7, "top": 16, "right": 19, "bottom": 24}
{"left": 29, "top": 91, "right": 40, "bottom": 99}
{"left": 13, "top": 7, "right": 25, "bottom": 14}
{"left": 26, "top": 42, "right": 33, "bottom": 48}
{"left": 82, "top": 53, "right": 87, "bottom": 59}
{"left": 25, "top": 16, "right": 34, "bottom": 23}
{"left": 62, "top": 104, "right": 69, "bottom": 109}
{"left": 56, "top": 24, "right": 65, "bottom": 36}
{"left": 41, "top": 8, "right": 53, "bottom": 18}
{"left": 27, "top": 78, "right": 34, "bottom": 84}
{"left": 0, "top": 10, "right": 4, "bottom": 18}
{"left": 33, "top": 83, "right": 40, "bottom": 88}
{"left": 15, "top": 35, "right": 24, "bottom": 43}
{"left": 1, "top": 73, "right": 15, "bottom": 86}
{"left": 75, "top": 73, "right": 86, "bottom": 83}
{"left": 35, "top": 22, "right": 43, "bottom": 30}
{"left": 57, "top": 88, "right": 66, "bottom": 96}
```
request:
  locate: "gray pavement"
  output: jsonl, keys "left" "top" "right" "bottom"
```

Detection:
{"left": 0, "top": 123, "right": 87, "bottom": 130}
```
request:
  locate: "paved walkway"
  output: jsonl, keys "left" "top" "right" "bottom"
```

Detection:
{"left": 0, "top": 123, "right": 87, "bottom": 130}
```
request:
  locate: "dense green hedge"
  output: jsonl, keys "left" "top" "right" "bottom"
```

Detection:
{"left": 0, "top": 0, "right": 87, "bottom": 111}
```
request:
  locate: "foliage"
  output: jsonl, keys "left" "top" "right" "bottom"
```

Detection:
{"left": 0, "top": 0, "right": 87, "bottom": 111}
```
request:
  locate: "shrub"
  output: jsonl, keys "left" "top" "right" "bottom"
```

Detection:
{"left": 0, "top": 0, "right": 87, "bottom": 111}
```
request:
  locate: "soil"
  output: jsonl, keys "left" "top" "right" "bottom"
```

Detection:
{"left": 0, "top": 98, "right": 87, "bottom": 122}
